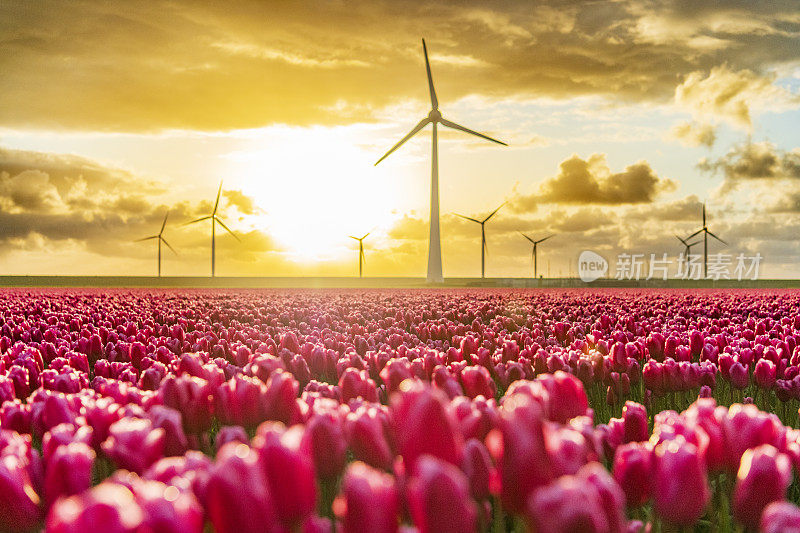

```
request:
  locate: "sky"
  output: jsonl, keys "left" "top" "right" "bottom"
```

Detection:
{"left": 0, "top": 0, "right": 799, "bottom": 278}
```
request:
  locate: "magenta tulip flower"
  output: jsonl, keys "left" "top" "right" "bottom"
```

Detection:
{"left": 46, "top": 482, "right": 143, "bottom": 533}
{"left": 301, "top": 411, "right": 348, "bottom": 481}
{"left": 612, "top": 442, "right": 653, "bottom": 507}
{"left": 45, "top": 442, "right": 95, "bottom": 506}
{"left": 526, "top": 473, "right": 609, "bottom": 533}
{"left": 206, "top": 443, "right": 278, "bottom": 533}
{"left": 652, "top": 437, "right": 710, "bottom": 526}
{"left": 334, "top": 461, "right": 399, "bottom": 533}
{"left": 101, "top": 417, "right": 165, "bottom": 474}
{"left": 732, "top": 444, "right": 792, "bottom": 530}
{"left": 461, "top": 438, "right": 493, "bottom": 501}
{"left": 0, "top": 453, "right": 41, "bottom": 532}
{"left": 407, "top": 455, "right": 477, "bottom": 533}
{"left": 761, "top": 501, "right": 800, "bottom": 533}
{"left": 622, "top": 401, "right": 648, "bottom": 443}
{"left": 346, "top": 405, "right": 394, "bottom": 470}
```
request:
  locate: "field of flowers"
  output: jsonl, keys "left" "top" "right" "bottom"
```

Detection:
{"left": 1, "top": 288, "right": 800, "bottom": 532}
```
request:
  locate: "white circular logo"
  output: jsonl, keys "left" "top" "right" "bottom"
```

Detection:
{"left": 578, "top": 250, "right": 608, "bottom": 282}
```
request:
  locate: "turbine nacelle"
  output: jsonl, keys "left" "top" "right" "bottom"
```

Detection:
{"left": 428, "top": 109, "right": 442, "bottom": 121}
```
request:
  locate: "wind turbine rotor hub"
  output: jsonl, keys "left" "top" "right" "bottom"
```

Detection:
{"left": 428, "top": 109, "right": 442, "bottom": 121}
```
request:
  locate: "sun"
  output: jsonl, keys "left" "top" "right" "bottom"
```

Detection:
{"left": 222, "top": 125, "right": 417, "bottom": 263}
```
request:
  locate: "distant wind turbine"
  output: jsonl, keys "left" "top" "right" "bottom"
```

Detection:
{"left": 135, "top": 210, "right": 176, "bottom": 277}
{"left": 686, "top": 203, "right": 726, "bottom": 278}
{"left": 675, "top": 234, "right": 701, "bottom": 272}
{"left": 375, "top": 39, "right": 507, "bottom": 283}
{"left": 455, "top": 203, "right": 504, "bottom": 278}
{"left": 520, "top": 232, "right": 554, "bottom": 279}
{"left": 349, "top": 233, "right": 370, "bottom": 278}
{"left": 185, "top": 181, "right": 240, "bottom": 277}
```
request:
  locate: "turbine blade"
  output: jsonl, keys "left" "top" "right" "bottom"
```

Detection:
{"left": 374, "top": 118, "right": 430, "bottom": 166}
{"left": 361, "top": 232, "right": 370, "bottom": 240}
{"left": 483, "top": 202, "right": 506, "bottom": 223}
{"left": 215, "top": 217, "right": 241, "bottom": 242}
{"left": 349, "top": 236, "right": 358, "bottom": 240}
{"left": 184, "top": 215, "right": 211, "bottom": 226}
{"left": 439, "top": 117, "right": 507, "bottom": 146}
{"left": 160, "top": 210, "right": 169, "bottom": 235}
{"left": 519, "top": 231, "right": 536, "bottom": 244}
{"left": 675, "top": 234, "right": 688, "bottom": 246}
{"left": 161, "top": 237, "right": 178, "bottom": 255}
{"left": 707, "top": 230, "right": 726, "bottom": 245}
{"left": 455, "top": 214, "right": 481, "bottom": 224}
{"left": 213, "top": 181, "right": 223, "bottom": 215}
{"left": 134, "top": 236, "right": 158, "bottom": 242}
{"left": 422, "top": 39, "right": 438, "bottom": 110}
{"left": 536, "top": 234, "right": 555, "bottom": 244}
{"left": 686, "top": 229, "right": 703, "bottom": 240}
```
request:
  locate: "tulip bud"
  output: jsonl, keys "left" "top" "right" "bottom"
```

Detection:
{"left": 46, "top": 482, "right": 142, "bottom": 533}
{"left": 460, "top": 366, "right": 496, "bottom": 399}
{"left": 101, "top": 417, "right": 165, "bottom": 474}
{"left": 302, "top": 412, "right": 347, "bottom": 481}
{"left": 729, "top": 362, "right": 749, "bottom": 390}
{"left": 652, "top": 437, "right": 710, "bottom": 526}
{"left": 612, "top": 442, "right": 653, "bottom": 507}
{"left": 526, "top": 473, "right": 608, "bottom": 533}
{"left": 760, "top": 501, "right": 800, "bottom": 533}
{"left": 334, "top": 462, "right": 399, "bottom": 533}
{"left": 407, "top": 455, "right": 477, "bottom": 533}
{"left": 622, "top": 402, "right": 648, "bottom": 443}
{"left": 45, "top": 442, "right": 95, "bottom": 506}
{"left": 461, "top": 438, "right": 492, "bottom": 501}
{"left": 754, "top": 359, "right": 777, "bottom": 390}
{"left": 206, "top": 443, "right": 279, "bottom": 533}
{"left": 732, "top": 444, "right": 792, "bottom": 530}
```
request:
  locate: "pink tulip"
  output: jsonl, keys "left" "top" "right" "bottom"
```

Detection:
{"left": 622, "top": 401, "right": 648, "bottom": 443}
{"left": 729, "top": 362, "right": 749, "bottom": 389}
{"left": 526, "top": 473, "right": 609, "bottom": 533}
{"left": 47, "top": 482, "right": 143, "bottom": 533}
{"left": 160, "top": 375, "right": 213, "bottom": 434}
{"left": 612, "top": 442, "right": 653, "bottom": 507}
{"left": 460, "top": 366, "right": 496, "bottom": 399}
{"left": 206, "top": 443, "right": 278, "bottom": 533}
{"left": 760, "top": 501, "right": 800, "bottom": 533}
{"left": 754, "top": 359, "right": 777, "bottom": 389}
{"left": 0, "top": 453, "right": 41, "bottom": 532}
{"left": 732, "top": 444, "right": 792, "bottom": 530}
{"left": 652, "top": 437, "right": 710, "bottom": 526}
{"left": 334, "top": 461, "right": 399, "bottom": 533}
{"left": 101, "top": 417, "right": 165, "bottom": 474}
{"left": 45, "top": 442, "right": 95, "bottom": 506}
{"left": 346, "top": 404, "right": 394, "bottom": 470}
{"left": 302, "top": 411, "right": 348, "bottom": 481}
{"left": 407, "top": 455, "right": 477, "bottom": 533}
{"left": 215, "top": 425, "right": 249, "bottom": 453}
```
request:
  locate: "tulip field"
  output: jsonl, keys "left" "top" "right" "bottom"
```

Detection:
{"left": 3, "top": 289, "right": 800, "bottom": 532}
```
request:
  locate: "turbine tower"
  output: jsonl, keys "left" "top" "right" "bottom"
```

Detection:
{"left": 519, "top": 232, "right": 554, "bottom": 279}
{"left": 455, "top": 203, "right": 504, "bottom": 278}
{"left": 186, "top": 181, "right": 240, "bottom": 277}
{"left": 686, "top": 203, "right": 726, "bottom": 278}
{"left": 375, "top": 39, "right": 507, "bottom": 283}
{"left": 349, "top": 233, "right": 369, "bottom": 278}
{"left": 135, "top": 210, "right": 176, "bottom": 277}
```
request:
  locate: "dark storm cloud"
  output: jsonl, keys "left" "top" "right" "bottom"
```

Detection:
{"left": 0, "top": 0, "right": 798, "bottom": 131}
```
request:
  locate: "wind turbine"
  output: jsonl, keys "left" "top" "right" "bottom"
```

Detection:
{"left": 686, "top": 203, "right": 726, "bottom": 278}
{"left": 675, "top": 234, "right": 701, "bottom": 271}
{"left": 375, "top": 39, "right": 507, "bottom": 283}
{"left": 185, "top": 181, "right": 240, "bottom": 277}
{"left": 349, "top": 233, "right": 370, "bottom": 278}
{"left": 455, "top": 203, "right": 504, "bottom": 278}
{"left": 519, "top": 232, "right": 554, "bottom": 279}
{"left": 135, "top": 210, "right": 176, "bottom": 277}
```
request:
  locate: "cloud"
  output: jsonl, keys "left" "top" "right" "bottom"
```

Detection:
{"left": 0, "top": 146, "right": 273, "bottom": 260}
{"left": 698, "top": 141, "right": 800, "bottom": 185}
{"left": 512, "top": 154, "right": 677, "bottom": 210}
{"left": 675, "top": 65, "right": 800, "bottom": 129}
{"left": 668, "top": 121, "right": 716, "bottom": 148}
{"left": 1, "top": 1, "right": 799, "bottom": 131}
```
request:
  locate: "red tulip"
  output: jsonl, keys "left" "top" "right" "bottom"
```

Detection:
{"left": 526, "top": 472, "right": 609, "bottom": 533}
{"left": 253, "top": 423, "right": 317, "bottom": 527}
{"left": 302, "top": 411, "right": 347, "bottom": 481}
{"left": 206, "top": 443, "right": 278, "bottom": 533}
{"left": 148, "top": 405, "right": 189, "bottom": 457}
{"left": 215, "top": 425, "right": 249, "bottom": 453}
{"left": 47, "top": 482, "right": 142, "bottom": 533}
{"left": 612, "top": 442, "right": 653, "bottom": 507}
{"left": 460, "top": 366, "right": 496, "bottom": 399}
{"left": 0, "top": 453, "right": 41, "bottom": 532}
{"left": 622, "top": 401, "right": 648, "bottom": 443}
{"left": 346, "top": 404, "right": 393, "bottom": 470}
{"left": 101, "top": 417, "right": 165, "bottom": 474}
{"left": 754, "top": 359, "right": 777, "bottom": 390}
{"left": 391, "top": 381, "right": 462, "bottom": 468}
{"left": 461, "top": 438, "right": 493, "bottom": 501}
{"left": 334, "top": 461, "right": 399, "bottom": 533}
{"left": 652, "top": 437, "right": 710, "bottom": 526}
{"left": 160, "top": 376, "right": 213, "bottom": 434}
{"left": 732, "top": 444, "right": 792, "bottom": 530}
{"left": 407, "top": 455, "right": 477, "bottom": 533}
{"left": 45, "top": 442, "right": 95, "bottom": 506}
{"left": 760, "top": 501, "right": 800, "bottom": 533}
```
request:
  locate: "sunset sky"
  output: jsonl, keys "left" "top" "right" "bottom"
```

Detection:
{"left": 1, "top": 1, "right": 799, "bottom": 278}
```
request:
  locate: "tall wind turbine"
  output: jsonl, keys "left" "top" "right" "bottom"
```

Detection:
{"left": 455, "top": 203, "right": 504, "bottom": 278}
{"left": 686, "top": 203, "right": 726, "bottom": 278}
{"left": 375, "top": 39, "right": 507, "bottom": 283}
{"left": 675, "top": 234, "right": 701, "bottom": 271}
{"left": 186, "top": 181, "right": 240, "bottom": 277}
{"left": 520, "top": 232, "right": 554, "bottom": 279}
{"left": 135, "top": 210, "right": 176, "bottom": 277}
{"left": 349, "top": 233, "right": 369, "bottom": 278}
